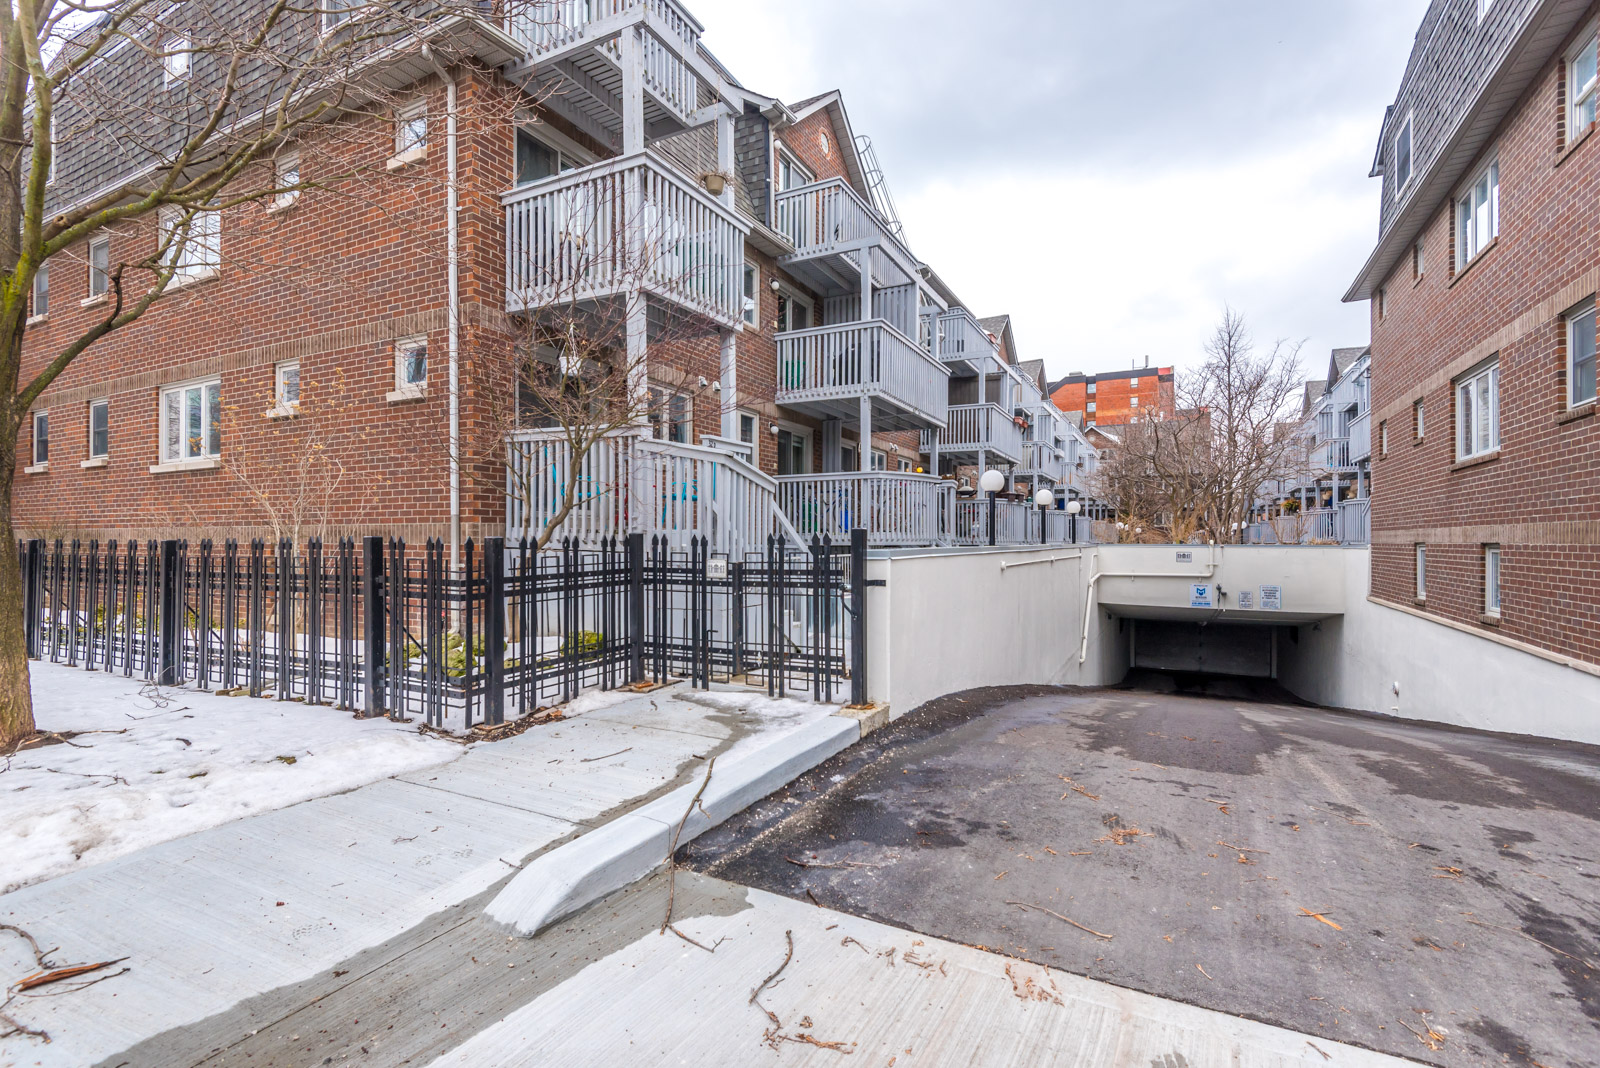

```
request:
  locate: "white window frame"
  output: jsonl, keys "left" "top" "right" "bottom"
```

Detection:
{"left": 775, "top": 286, "right": 812, "bottom": 333}
{"left": 648, "top": 386, "right": 693, "bottom": 444}
{"left": 274, "top": 153, "right": 300, "bottom": 209}
{"left": 1129, "top": 396, "right": 1139, "bottom": 407}
{"left": 390, "top": 335, "right": 427, "bottom": 400}
{"left": 871, "top": 448, "right": 887, "bottom": 471}
{"left": 1455, "top": 358, "right": 1500, "bottom": 461}
{"left": 742, "top": 262, "right": 758, "bottom": 325}
{"left": 1456, "top": 156, "right": 1499, "bottom": 269}
{"left": 776, "top": 145, "right": 813, "bottom": 192}
{"left": 163, "top": 35, "right": 190, "bottom": 87}
{"left": 1478, "top": 0, "right": 1494, "bottom": 21}
{"left": 30, "top": 410, "right": 48, "bottom": 468}
{"left": 30, "top": 261, "right": 47, "bottom": 319}
{"left": 275, "top": 360, "right": 301, "bottom": 410}
{"left": 392, "top": 99, "right": 427, "bottom": 165}
{"left": 1571, "top": 25, "right": 1599, "bottom": 144}
{"left": 1380, "top": 420, "right": 1389, "bottom": 456}
{"left": 1567, "top": 297, "right": 1597, "bottom": 407}
{"left": 1086, "top": 382, "right": 1096, "bottom": 395}
{"left": 1129, "top": 377, "right": 1140, "bottom": 387}
{"left": 897, "top": 457, "right": 912, "bottom": 472}
{"left": 737, "top": 408, "right": 758, "bottom": 445}
{"left": 320, "top": 0, "right": 356, "bottom": 34}
{"left": 159, "top": 205, "right": 220, "bottom": 283}
{"left": 1393, "top": 112, "right": 1414, "bottom": 196}
{"left": 1413, "top": 398, "right": 1425, "bottom": 439}
{"left": 158, "top": 378, "right": 222, "bottom": 465}
{"left": 1415, "top": 543, "right": 1427, "bottom": 600}
{"left": 513, "top": 128, "right": 591, "bottom": 185}
{"left": 88, "top": 398, "right": 109, "bottom": 460}
{"left": 1484, "top": 545, "right": 1501, "bottom": 616}
{"left": 774, "top": 422, "right": 810, "bottom": 476}
{"left": 87, "top": 235, "right": 109, "bottom": 299}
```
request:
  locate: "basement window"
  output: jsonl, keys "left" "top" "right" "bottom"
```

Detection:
{"left": 1415, "top": 543, "right": 1427, "bottom": 600}
{"left": 1484, "top": 545, "right": 1501, "bottom": 616}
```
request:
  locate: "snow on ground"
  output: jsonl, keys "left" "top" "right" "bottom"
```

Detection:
{"left": 1, "top": 661, "right": 462, "bottom": 893}
{"left": 678, "top": 687, "right": 842, "bottom": 762}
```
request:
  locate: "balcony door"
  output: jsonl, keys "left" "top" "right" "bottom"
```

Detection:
{"left": 777, "top": 428, "right": 809, "bottom": 475}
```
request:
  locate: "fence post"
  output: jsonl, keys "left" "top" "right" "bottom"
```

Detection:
{"left": 849, "top": 528, "right": 867, "bottom": 708}
{"left": 484, "top": 537, "right": 506, "bottom": 726}
{"left": 23, "top": 539, "right": 42, "bottom": 659}
{"left": 362, "top": 535, "right": 386, "bottom": 718}
{"left": 158, "top": 539, "right": 180, "bottom": 685}
{"left": 627, "top": 532, "right": 645, "bottom": 684}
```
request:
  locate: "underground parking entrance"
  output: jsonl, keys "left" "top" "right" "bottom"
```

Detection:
{"left": 678, "top": 680, "right": 1600, "bottom": 1068}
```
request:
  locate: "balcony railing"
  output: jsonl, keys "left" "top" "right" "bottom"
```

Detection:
{"left": 503, "top": 151, "right": 747, "bottom": 328}
{"left": 930, "top": 307, "right": 998, "bottom": 365}
{"left": 922, "top": 403, "right": 1026, "bottom": 464}
{"left": 1347, "top": 410, "right": 1372, "bottom": 463}
{"left": 508, "top": 0, "right": 701, "bottom": 58}
{"left": 773, "top": 178, "right": 914, "bottom": 270}
{"left": 1016, "top": 440, "right": 1069, "bottom": 484}
{"left": 1339, "top": 498, "right": 1370, "bottom": 545}
{"left": 951, "top": 501, "right": 1084, "bottom": 546}
{"left": 776, "top": 472, "right": 954, "bottom": 547}
{"left": 775, "top": 321, "right": 949, "bottom": 429}
{"left": 1319, "top": 436, "right": 1352, "bottom": 471}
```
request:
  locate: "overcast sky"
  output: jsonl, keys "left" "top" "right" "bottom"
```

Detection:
{"left": 690, "top": 0, "right": 1431, "bottom": 383}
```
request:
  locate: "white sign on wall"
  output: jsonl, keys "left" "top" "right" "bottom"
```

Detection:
{"left": 1190, "top": 583, "right": 1213, "bottom": 609}
{"left": 1259, "top": 585, "right": 1282, "bottom": 611}
{"left": 1237, "top": 589, "right": 1255, "bottom": 610}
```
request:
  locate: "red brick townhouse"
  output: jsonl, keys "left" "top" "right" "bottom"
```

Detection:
{"left": 1347, "top": 0, "right": 1600, "bottom": 665}
{"left": 14, "top": 0, "right": 1069, "bottom": 554}
{"left": 1048, "top": 365, "right": 1175, "bottom": 428}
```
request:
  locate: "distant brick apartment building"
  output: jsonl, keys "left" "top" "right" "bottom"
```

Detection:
{"left": 1048, "top": 366, "right": 1175, "bottom": 427}
{"left": 13, "top": 1, "right": 1091, "bottom": 552}
{"left": 1348, "top": 0, "right": 1600, "bottom": 666}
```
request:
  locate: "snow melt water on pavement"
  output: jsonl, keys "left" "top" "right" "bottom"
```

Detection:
{"left": 1, "top": 660, "right": 460, "bottom": 893}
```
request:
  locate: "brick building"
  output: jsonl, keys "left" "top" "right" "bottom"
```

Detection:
{"left": 14, "top": 2, "right": 1096, "bottom": 552}
{"left": 1047, "top": 366, "right": 1175, "bottom": 427}
{"left": 1347, "top": 0, "right": 1600, "bottom": 665}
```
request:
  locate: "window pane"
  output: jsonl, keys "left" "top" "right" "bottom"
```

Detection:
{"left": 164, "top": 390, "right": 181, "bottom": 461}
{"left": 280, "top": 363, "right": 300, "bottom": 405}
{"left": 402, "top": 344, "right": 426, "bottom": 385}
{"left": 90, "top": 240, "right": 109, "bottom": 295}
{"left": 1573, "top": 308, "right": 1597, "bottom": 403}
{"left": 90, "top": 402, "right": 108, "bottom": 457}
{"left": 516, "top": 133, "right": 556, "bottom": 185}
{"left": 186, "top": 386, "right": 203, "bottom": 459}
{"left": 33, "top": 414, "right": 47, "bottom": 463}
{"left": 1576, "top": 37, "right": 1597, "bottom": 102}
{"left": 206, "top": 382, "right": 221, "bottom": 456}
{"left": 1458, "top": 383, "right": 1472, "bottom": 456}
{"left": 1475, "top": 375, "right": 1491, "bottom": 452}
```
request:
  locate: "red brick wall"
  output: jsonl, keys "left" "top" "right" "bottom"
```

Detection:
{"left": 1368, "top": 5, "right": 1600, "bottom": 666}
{"left": 1049, "top": 370, "right": 1173, "bottom": 426}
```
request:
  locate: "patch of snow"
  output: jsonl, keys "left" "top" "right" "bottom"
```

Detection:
{"left": 1, "top": 661, "right": 461, "bottom": 893}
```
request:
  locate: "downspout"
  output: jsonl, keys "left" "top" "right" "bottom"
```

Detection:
{"left": 423, "top": 46, "right": 461, "bottom": 569}
{"left": 1077, "top": 544, "right": 1221, "bottom": 665}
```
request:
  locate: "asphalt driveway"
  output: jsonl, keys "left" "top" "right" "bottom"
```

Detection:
{"left": 680, "top": 682, "right": 1600, "bottom": 1068}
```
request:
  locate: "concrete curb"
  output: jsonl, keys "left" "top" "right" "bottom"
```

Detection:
{"left": 485, "top": 715, "right": 860, "bottom": 936}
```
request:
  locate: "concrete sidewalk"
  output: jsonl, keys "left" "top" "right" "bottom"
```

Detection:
{"left": 0, "top": 685, "right": 840, "bottom": 1068}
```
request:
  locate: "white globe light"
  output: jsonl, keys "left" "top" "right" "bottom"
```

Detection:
{"left": 1066, "top": 500, "right": 1082, "bottom": 515}
{"left": 1034, "top": 489, "right": 1054, "bottom": 508}
{"left": 979, "top": 469, "right": 1006, "bottom": 493}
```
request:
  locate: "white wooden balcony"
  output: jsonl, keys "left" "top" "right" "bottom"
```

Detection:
{"left": 775, "top": 321, "right": 950, "bottom": 431}
{"left": 503, "top": 151, "right": 748, "bottom": 329}
{"left": 951, "top": 500, "right": 1082, "bottom": 546}
{"left": 1016, "top": 440, "right": 1070, "bottom": 485}
{"left": 776, "top": 472, "right": 954, "bottom": 547}
{"left": 929, "top": 307, "right": 999, "bottom": 374}
{"left": 505, "top": 0, "right": 713, "bottom": 140}
{"left": 772, "top": 178, "right": 921, "bottom": 292}
{"left": 921, "top": 403, "right": 1026, "bottom": 465}
{"left": 1347, "top": 410, "right": 1372, "bottom": 463}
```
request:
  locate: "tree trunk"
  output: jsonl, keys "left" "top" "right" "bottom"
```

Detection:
{"left": 0, "top": 425, "right": 35, "bottom": 747}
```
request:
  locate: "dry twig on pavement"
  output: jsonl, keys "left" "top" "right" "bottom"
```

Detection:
{"left": 1005, "top": 901, "right": 1113, "bottom": 940}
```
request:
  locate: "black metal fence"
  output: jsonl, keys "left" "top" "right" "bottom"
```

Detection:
{"left": 18, "top": 530, "right": 870, "bottom": 731}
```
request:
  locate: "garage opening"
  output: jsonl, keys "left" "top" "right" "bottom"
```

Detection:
{"left": 1130, "top": 620, "right": 1277, "bottom": 678}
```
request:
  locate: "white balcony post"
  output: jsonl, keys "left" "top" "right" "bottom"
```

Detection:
{"left": 619, "top": 27, "right": 645, "bottom": 154}
{"left": 719, "top": 328, "right": 736, "bottom": 438}
{"left": 627, "top": 292, "right": 649, "bottom": 422}
{"left": 858, "top": 395, "right": 872, "bottom": 473}
{"left": 716, "top": 106, "right": 736, "bottom": 209}
{"left": 859, "top": 246, "right": 873, "bottom": 324}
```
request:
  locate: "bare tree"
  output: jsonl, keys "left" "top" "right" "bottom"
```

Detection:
{"left": 0, "top": 0, "right": 513, "bottom": 745}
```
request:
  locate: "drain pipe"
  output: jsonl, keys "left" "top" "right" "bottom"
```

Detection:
{"left": 1077, "top": 544, "right": 1221, "bottom": 665}
{"left": 423, "top": 46, "right": 461, "bottom": 569}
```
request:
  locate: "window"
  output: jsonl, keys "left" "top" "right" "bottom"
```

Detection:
{"left": 88, "top": 236, "right": 109, "bottom": 298}
{"left": 1484, "top": 545, "right": 1501, "bottom": 616}
{"left": 393, "top": 336, "right": 427, "bottom": 396}
{"left": 820, "top": 131, "right": 831, "bottom": 155}
{"left": 514, "top": 130, "right": 582, "bottom": 185}
{"left": 742, "top": 263, "right": 758, "bottom": 325}
{"left": 394, "top": 100, "right": 427, "bottom": 160}
{"left": 1456, "top": 157, "right": 1499, "bottom": 268}
{"left": 321, "top": 0, "right": 353, "bottom": 34}
{"left": 776, "top": 427, "right": 807, "bottom": 475}
{"left": 1086, "top": 381, "right": 1096, "bottom": 395}
{"left": 897, "top": 458, "right": 912, "bottom": 472}
{"left": 1380, "top": 419, "right": 1389, "bottom": 456}
{"left": 776, "top": 148, "right": 812, "bottom": 192}
{"left": 1478, "top": 0, "right": 1494, "bottom": 21}
{"left": 274, "top": 153, "right": 299, "bottom": 209}
{"left": 871, "top": 449, "right": 887, "bottom": 471}
{"left": 276, "top": 360, "right": 300, "bottom": 408}
{"left": 1087, "top": 400, "right": 1096, "bottom": 413}
{"left": 776, "top": 290, "right": 811, "bottom": 332}
{"left": 1129, "top": 377, "right": 1139, "bottom": 387}
{"left": 649, "top": 387, "right": 691, "bottom": 444}
{"left": 1415, "top": 544, "right": 1427, "bottom": 600}
{"left": 1571, "top": 27, "right": 1598, "bottom": 140}
{"left": 1129, "top": 396, "right": 1139, "bottom": 407}
{"left": 30, "top": 261, "right": 47, "bottom": 318}
{"left": 159, "top": 205, "right": 220, "bottom": 282}
{"left": 841, "top": 443, "right": 858, "bottom": 471}
{"left": 1412, "top": 239, "right": 1424, "bottom": 280}
{"left": 737, "top": 410, "right": 757, "bottom": 445}
{"left": 160, "top": 379, "right": 221, "bottom": 463}
{"left": 1413, "top": 398, "right": 1425, "bottom": 440}
{"left": 31, "top": 411, "right": 48, "bottom": 466}
{"left": 1455, "top": 359, "right": 1499, "bottom": 460}
{"left": 163, "top": 35, "right": 190, "bottom": 87}
{"left": 1393, "top": 113, "right": 1413, "bottom": 194}
{"left": 88, "top": 399, "right": 108, "bottom": 459}
{"left": 1569, "top": 298, "right": 1597, "bottom": 406}
{"left": 1377, "top": 287, "right": 1386, "bottom": 319}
